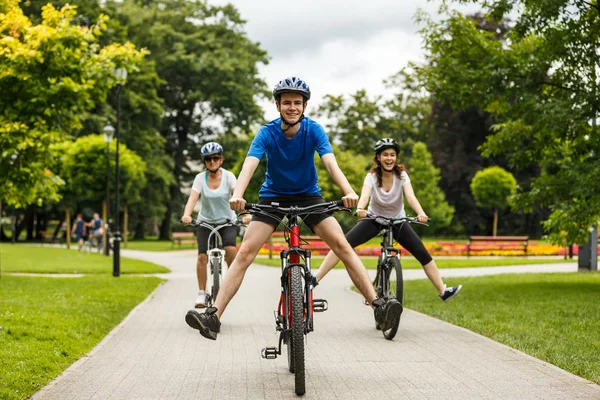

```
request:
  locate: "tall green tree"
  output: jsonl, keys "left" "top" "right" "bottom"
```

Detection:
{"left": 59, "top": 135, "right": 147, "bottom": 207}
{"left": 470, "top": 166, "right": 517, "bottom": 236}
{"left": 414, "top": 2, "right": 600, "bottom": 244}
{"left": 113, "top": 0, "right": 269, "bottom": 239}
{"left": 406, "top": 142, "right": 454, "bottom": 232}
{"left": 0, "top": 0, "right": 145, "bottom": 209}
{"left": 316, "top": 86, "right": 433, "bottom": 157}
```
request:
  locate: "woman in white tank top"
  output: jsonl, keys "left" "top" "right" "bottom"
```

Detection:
{"left": 314, "top": 138, "right": 462, "bottom": 302}
{"left": 181, "top": 142, "right": 249, "bottom": 308}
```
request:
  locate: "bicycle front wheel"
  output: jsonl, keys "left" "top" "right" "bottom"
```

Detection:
{"left": 382, "top": 257, "right": 403, "bottom": 340}
{"left": 210, "top": 256, "right": 220, "bottom": 305}
{"left": 290, "top": 265, "right": 306, "bottom": 395}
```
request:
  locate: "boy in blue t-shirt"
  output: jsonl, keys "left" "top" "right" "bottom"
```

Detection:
{"left": 185, "top": 77, "right": 402, "bottom": 341}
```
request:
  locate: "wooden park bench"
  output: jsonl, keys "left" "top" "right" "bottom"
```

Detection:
{"left": 40, "top": 230, "right": 62, "bottom": 246}
{"left": 467, "top": 235, "right": 529, "bottom": 256}
{"left": 266, "top": 231, "right": 330, "bottom": 258}
{"left": 171, "top": 232, "right": 196, "bottom": 248}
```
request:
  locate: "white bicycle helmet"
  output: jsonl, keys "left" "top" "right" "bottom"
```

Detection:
{"left": 272, "top": 77, "right": 311, "bottom": 100}
{"left": 374, "top": 138, "right": 400, "bottom": 154}
{"left": 201, "top": 142, "right": 223, "bottom": 158}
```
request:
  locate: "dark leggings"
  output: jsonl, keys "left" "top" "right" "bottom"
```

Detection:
{"left": 345, "top": 218, "right": 433, "bottom": 266}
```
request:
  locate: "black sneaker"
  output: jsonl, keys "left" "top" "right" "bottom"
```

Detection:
{"left": 372, "top": 298, "right": 403, "bottom": 332}
{"left": 310, "top": 275, "right": 318, "bottom": 288}
{"left": 440, "top": 285, "right": 462, "bottom": 302}
{"left": 185, "top": 307, "right": 221, "bottom": 340}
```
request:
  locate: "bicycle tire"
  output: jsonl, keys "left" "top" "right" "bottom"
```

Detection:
{"left": 286, "top": 271, "right": 294, "bottom": 373}
{"left": 210, "top": 256, "right": 220, "bottom": 304}
{"left": 382, "top": 257, "right": 403, "bottom": 340}
{"left": 290, "top": 265, "right": 306, "bottom": 395}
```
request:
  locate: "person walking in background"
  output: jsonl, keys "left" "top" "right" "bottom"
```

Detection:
{"left": 87, "top": 212, "right": 104, "bottom": 253}
{"left": 313, "top": 138, "right": 462, "bottom": 302}
{"left": 72, "top": 213, "right": 86, "bottom": 251}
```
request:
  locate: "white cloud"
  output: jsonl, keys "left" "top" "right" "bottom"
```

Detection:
{"left": 211, "top": 0, "right": 479, "bottom": 121}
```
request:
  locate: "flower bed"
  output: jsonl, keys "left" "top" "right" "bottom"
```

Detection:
{"left": 251, "top": 240, "right": 594, "bottom": 257}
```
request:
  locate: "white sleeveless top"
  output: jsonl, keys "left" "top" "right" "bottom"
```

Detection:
{"left": 364, "top": 171, "right": 410, "bottom": 218}
{"left": 191, "top": 169, "right": 237, "bottom": 223}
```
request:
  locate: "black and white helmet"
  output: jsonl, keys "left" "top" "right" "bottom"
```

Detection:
{"left": 201, "top": 142, "right": 223, "bottom": 158}
{"left": 374, "top": 138, "right": 400, "bottom": 154}
{"left": 272, "top": 76, "right": 311, "bottom": 101}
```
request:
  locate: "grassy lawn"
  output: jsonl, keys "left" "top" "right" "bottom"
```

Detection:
{"left": 403, "top": 273, "right": 600, "bottom": 385}
{"left": 0, "top": 245, "right": 169, "bottom": 274}
{"left": 252, "top": 256, "right": 575, "bottom": 269}
{"left": 0, "top": 275, "right": 162, "bottom": 400}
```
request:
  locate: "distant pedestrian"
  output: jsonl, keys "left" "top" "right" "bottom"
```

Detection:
{"left": 72, "top": 213, "right": 86, "bottom": 251}
{"left": 87, "top": 212, "right": 104, "bottom": 252}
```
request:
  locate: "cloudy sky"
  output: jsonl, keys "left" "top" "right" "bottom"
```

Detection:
{"left": 212, "top": 0, "right": 479, "bottom": 121}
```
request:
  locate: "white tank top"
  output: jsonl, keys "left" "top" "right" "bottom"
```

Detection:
{"left": 191, "top": 169, "right": 237, "bottom": 223}
{"left": 364, "top": 171, "right": 410, "bottom": 218}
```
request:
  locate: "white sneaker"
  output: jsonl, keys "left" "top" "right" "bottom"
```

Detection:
{"left": 195, "top": 291, "right": 206, "bottom": 308}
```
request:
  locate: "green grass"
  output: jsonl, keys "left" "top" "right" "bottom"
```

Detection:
{"left": 0, "top": 245, "right": 169, "bottom": 274}
{"left": 403, "top": 273, "right": 600, "bottom": 385}
{"left": 0, "top": 275, "right": 163, "bottom": 400}
{"left": 253, "top": 256, "right": 575, "bottom": 269}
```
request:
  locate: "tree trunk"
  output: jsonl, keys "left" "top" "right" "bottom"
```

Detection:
{"left": 26, "top": 205, "right": 35, "bottom": 240}
{"left": 65, "top": 208, "right": 71, "bottom": 249}
{"left": 159, "top": 184, "right": 178, "bottom": 240}
{"left": 493, "top": 208, "right": 498, "bottom": 237}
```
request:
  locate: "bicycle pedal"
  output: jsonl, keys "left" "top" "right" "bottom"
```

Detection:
{"left": 261, "top": 346, "right": 278, "bottom": 360}
{"left": 312, "top": 298, "right": 328, "bottom": 312}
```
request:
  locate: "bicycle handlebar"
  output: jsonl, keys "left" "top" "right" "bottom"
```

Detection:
{"left": 366, "top": 214, "right": 431, "bottom": 227}
{"left": 243, "top": 200, "right": 346, "bottom": 215}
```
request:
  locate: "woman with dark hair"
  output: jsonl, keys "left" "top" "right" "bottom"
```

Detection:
{"left": 313, "top": 138, "right": 462, "bottom": 302}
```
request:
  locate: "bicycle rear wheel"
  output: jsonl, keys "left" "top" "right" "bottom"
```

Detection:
{"left": 290, "top": 265, "right": 305, "bottom": 395}
{"left": 382, "top": 257, "right": 403, "bottom": 340}
{"left": 210, "top": 256, "right": 220, "bottom": 305}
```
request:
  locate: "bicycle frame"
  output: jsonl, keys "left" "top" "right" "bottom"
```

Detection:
{"left": 190, "top": 220, "right": 238, "bottom": 305}
{"left": 247, "top": 200, "right": 344, "bottom": 396}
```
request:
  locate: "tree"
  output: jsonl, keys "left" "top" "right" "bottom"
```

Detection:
{"left": 315, "top": 86, "right": 433, "bottom": 157}
{"left": 470, "top": 166, "right": 517, "bottom": 236}
{"left": 0, "top": 0, "right": 146, "bottom": 208}
{"left": 414, "top": 3, "right": 600, "bottom": 243}
{"left": 113, "top": 0, "right": 269, "bottom": 239}
{"left": 406, "top": 142, "right": 454, "bottom": 232}
{"left": 59, "top": 135, "right": 147, "bottom": 207}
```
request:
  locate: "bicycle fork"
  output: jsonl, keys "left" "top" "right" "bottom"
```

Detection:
{"left": 261, "top": 225, "right": 329, "bottom": 360}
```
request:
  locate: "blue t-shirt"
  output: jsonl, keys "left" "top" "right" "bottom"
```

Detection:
{"left": 247, "top": 117, "right": 333, "bottom": 197}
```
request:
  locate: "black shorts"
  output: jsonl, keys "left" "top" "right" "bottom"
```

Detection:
{"left": 252, "top": 195, "right": 333, "bottom": 231}
{"left": 345, "top": 218, "right": 433, "bottom": 266}
{"left": 196, "top": 224, "right": 238, "bottom": 253}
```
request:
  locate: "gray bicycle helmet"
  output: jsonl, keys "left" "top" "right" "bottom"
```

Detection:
{"left": 201, "top": 142, "right": 223, "bottom": 158}
{"left": 374, "top": 138, "right": 400, "bottom": 154}
{"left": 272, "top": 76, "right": 311, "bottom": 101}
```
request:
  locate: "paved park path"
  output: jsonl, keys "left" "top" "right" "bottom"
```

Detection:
{"left": 34, "top": 251, "right": 600, "bottom": 399}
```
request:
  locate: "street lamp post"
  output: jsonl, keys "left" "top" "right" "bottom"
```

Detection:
{"left": 113, "top": 67, "right": 127, "bottom": 278}
{"left": 103, "top": 123, "right": 114, "bottom": 257}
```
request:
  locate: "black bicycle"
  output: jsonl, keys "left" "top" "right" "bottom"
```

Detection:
{"left": 186, "top": 220, "right": 240, "bottom": 306}
{"left": 370, "top": 215, "right": 429, "bottom": 340}
{"left": 242, "top": 200, "right": 347, "bottom": 396}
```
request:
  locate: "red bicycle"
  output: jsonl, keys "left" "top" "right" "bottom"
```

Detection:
{"left": 242, "top": 200, "right": 347, "bottom": 396}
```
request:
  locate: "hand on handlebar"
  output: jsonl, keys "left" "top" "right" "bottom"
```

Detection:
{"left": 181, "top": 215, "right": 193, "bottom": 225}
{"left": 240, "top": 214, "right": 252, "bottom": 225}
{"left": 355, "top": 209, "right": 367, "bottom": 219}
{"left": 416, "top": 213, "right": 429, "bottom": 223}
{"left": 229, "top": 197, "right": 247, "bottom": 212}
{"left": 341, "top": 192, "right": 358, "bottom": 209}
